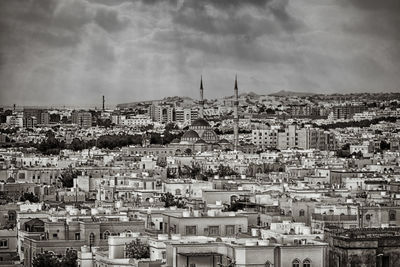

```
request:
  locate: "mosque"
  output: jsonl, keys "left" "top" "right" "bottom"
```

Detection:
{"left": 168, "top": 77, "right": 240, "bottom": 153}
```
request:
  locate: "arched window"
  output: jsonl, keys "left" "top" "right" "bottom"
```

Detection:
{"left": 89, "top": 233, "right": 95, "bottom": 245}
{"left": 175, "top": 189, "right": 181, "bottom": 195}
{"left": 389, "top": 210, "right": 396, "bottom": 221}
{"left": 292, "top": 259, "right": 300, "bottom": 267}
{"left": 303, "top": 259, "right": 311, "bottom": 267}
{"left": 265, "top": 261, "right": 272, "bottom": 267}
{"left": 366, "top": 214, "right": 371, "bottom": 221}
{"left": 299, "top": 209, "right": 305, "bottom": 217}
{"left": 103, "top": 231, "right": 110, "bottom": 240}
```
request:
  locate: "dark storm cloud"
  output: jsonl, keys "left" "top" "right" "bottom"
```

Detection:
{"left": 0, "top": 0, "right": 399, "bottom": 106}
{"left": 173, "top": 0, "right": 301, "bottom": 37}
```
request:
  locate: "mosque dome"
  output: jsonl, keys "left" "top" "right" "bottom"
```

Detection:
{"left": 191, "top": 118, "right": 210, "bottom": 127}
{"left": 182, "top": 130, "right": 200, "bottom": 139}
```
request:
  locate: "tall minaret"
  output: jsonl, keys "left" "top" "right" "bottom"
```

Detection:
{"left": 199, "top": 76, "right": 204, "bottom": 118}
{"left": 233, "top": 75, "right": 239, "bottom": 151}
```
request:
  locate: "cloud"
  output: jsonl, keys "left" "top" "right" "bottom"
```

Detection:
{"left": 0, "top": 0, "right": 399, "bottom": 106}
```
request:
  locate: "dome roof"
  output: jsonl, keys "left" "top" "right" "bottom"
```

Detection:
{"left": 191, "top": 118, "right": 210, "bottom": 127}
{"left": 171, "top": 138, "right": 181, "bottom": 144}
{"left": 195, "top": 139, "right": 207, "bottom": 144}
{"left": 182, "top": 130, "right": 200, "bottom": 139}
{"left": 6, "top": 177, "right": 15, "bottom": 183}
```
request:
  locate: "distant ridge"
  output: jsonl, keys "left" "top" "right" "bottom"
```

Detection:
{"left": 269, "top": 90, "right": 316, "bottom": 97}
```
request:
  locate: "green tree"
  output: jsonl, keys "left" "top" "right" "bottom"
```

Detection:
{"left": 125, "top": 238, "right": 150, "bottom": 259}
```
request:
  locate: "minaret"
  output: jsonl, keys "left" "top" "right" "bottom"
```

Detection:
{"left": 233, "top": 75, "right": 239, "bottom": 151}
{"left": 102, "top": 95, "right": 105, "bottom": 111}
{"left": 199, "top": 76, "right": 204, "bottom": 118}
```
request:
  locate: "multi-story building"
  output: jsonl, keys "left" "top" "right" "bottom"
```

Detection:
{"left": 6, "top": 114, "right": 23, "bottom": 128}
{"left": 331, "top": 104, "right": 367, "bottom": 120}
{"left": 288, "top": 104, "right": 322, "bottom": 118}
{"left": 71, "top": 111, "right": 92, "bottom": 128}
{"left": 174, "top": 108, "right": 198, "bottom": 125}
{"left": 148, "top": 105, "right": 174, "bottom": 123}
{"left": 21, "top": 216, "right": 145, "bottom": 266}
{"left": 165, "top": 235, "right": 327, "bottom": 267}
{"left": 277, "top": 125, "right": 336, "bottom": 151}
{"left": 122, "top": 115, "right": 152, "bottom": 127}
{"left": 325, "top": 227, "right": 400, "bottom": 267}
{"left": 162, "top": 210, "right": 248, "bottom": 237}
{"left": 23, "top": 108, "right": 49, "bottom": 127}
{"left": 251, "top": 129, "right": 278, "bottom": 149}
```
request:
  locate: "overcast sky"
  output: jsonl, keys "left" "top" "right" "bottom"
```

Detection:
{"left": 0, "top": 0, "right": 399, "bottom": 106}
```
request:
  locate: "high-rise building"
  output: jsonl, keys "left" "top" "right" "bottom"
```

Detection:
{"left": 331, "top": 105, "right": 367, "bottom": 120}
{"left": 252, "top": 129, "right": 278, "bottom": 149}
{"left": 278, "top": 125, "right": 336, "bottom": 151}
{"left": 71, "top": 111, "right": 92, "bottom": 128}
{"left": 23, "top": 108, "right": 49, "bottom": 127}
{"left": 148, "top": 105, "right": 174, "bottom": 123}
{"left": 175, "top": 108, "right": 198, "bottom": 125}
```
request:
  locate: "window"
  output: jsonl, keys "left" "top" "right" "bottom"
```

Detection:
{"left": 299, "top": 209, "right": 305, "bottom": 217}
{"left": 366, "top": 214, "right": 371, "bottom": 221}
{"left": 292, "top": 259, "right": 300, "bottom": 267}
{"left": 75, "top": 233, "right": 80, "bottom": 240}
{"left": 265, "top": 261, "right": 272, "bottom": 267}
{"left": 208, "top": 226, "right": 220, "bottom": 236}
{"left": 52, "top": 233, "right": 58, "bottom": 239}
{"left": 185, "top": 226, "right": 197, "bottom": 235}
{"left": 389, "top": 210, "right": 396, "bottom": 221}
{"left": 303, "top": 259, "right": 311, "bottom": 267}
{"left": 0, "top": 240, "right": 8, "bottom": 248}
{"left": 189, "top": 264, "right": 196, "bottom": 267}
{"left": 103, "top": 231, "right": 110, "bottom": 240}
{"left": 225, "top": 225, "right": 235, "bottom": 236}
{"left": 89, "top": 233, "right": 95, "bottom": 245}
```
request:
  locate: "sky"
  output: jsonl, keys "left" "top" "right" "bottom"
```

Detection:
{"left": 0, "top": 0, "right": 399, "bottom": 106}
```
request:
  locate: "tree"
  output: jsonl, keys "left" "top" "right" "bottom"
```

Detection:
{"left": 70, "top": 138, "right": 85, "bottom": 151}
{"left": 217, "top": 164, "right": 238, "bottom": 177}
{"left": 125, "top": 238, "right": 150, "bottom": 259}
{"left": 32, "top": 249, "right": 77, "bottom": 267}
{"left": 59, "top": 166, "right": 79, "bottom": 188}
{"left": 32, "top": 251, "right": 59, "bottom": 267}
{"left": 156, "top": 157, "right": 167, "bottom": 168}
{"left": 161, "top": 192, "right": 175, "bottom": 208}
{"left": 380, "top": 140, "right": 390, "bottom": 151}
{"left": 60, "top": 249, "right": 77, "bottom": 267}
{"left": 182, "top": 163, "right": 201, "bottom": 179}
{"left": 20, "top": 192, "right": 39, "bottom": 203}
{"left": 160, "top": 192, "right": 186, "bottom": 208}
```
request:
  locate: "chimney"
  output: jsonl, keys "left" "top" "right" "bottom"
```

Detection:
{"left": 102, "top": 95, "right": 105, "bottom": 111}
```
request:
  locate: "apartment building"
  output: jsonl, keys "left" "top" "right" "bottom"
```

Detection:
{"left": 251, "top": 129, "right": 278, "bottom": 149}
